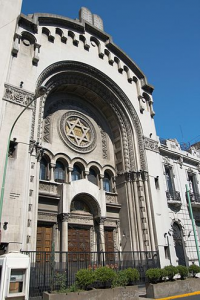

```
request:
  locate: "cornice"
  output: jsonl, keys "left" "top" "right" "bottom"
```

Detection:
{"left": 160, "top": 146, "right": 200, "bottom": 166}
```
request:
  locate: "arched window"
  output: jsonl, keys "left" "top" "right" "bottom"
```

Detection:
{"left": 54, "top": 161, "right": 65, "bottom": 183}
{"left": 72, "top": 164, "right": 82, "bottom": 181}
{"left": 103, "top": 172, "right": 111, "bottom": 192}
{"left": 88, "top": 168, "right": 97, "bottom": 185}
{"left": 70, "top": 200, "right": 91, "bottom": 213}
{"left": 39, "top": 158, "right": 48, "bottom": 180}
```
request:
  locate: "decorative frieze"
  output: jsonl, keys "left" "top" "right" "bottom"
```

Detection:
{"left": 39, "top": 181, "right": 61, "bottom": 196}
{"left": 68, "top": 215, "right": 93, "bottom": 225}
{"left": 3, "top": 84, "right": 34, "bottom": 107}
{"left": 144, "top": 137, "right": 159, "bottom": 153}
{"left": 38, "top": 212, "right": 57, "bottom": 222}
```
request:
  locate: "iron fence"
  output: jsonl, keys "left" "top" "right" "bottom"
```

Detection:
{"left": 22, "top": 250, "right": 160, "bottom": 298}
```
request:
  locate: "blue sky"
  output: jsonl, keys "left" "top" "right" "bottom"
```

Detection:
{"left": 22, "top": 0, "right": 200, "bottom": 145}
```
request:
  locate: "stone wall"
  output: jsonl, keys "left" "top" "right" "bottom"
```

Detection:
{"left": 43, "top": 286, "right": 139, "bottom": 300}
{"left": 146, "top": 278, "right": 200, "bottom": 299}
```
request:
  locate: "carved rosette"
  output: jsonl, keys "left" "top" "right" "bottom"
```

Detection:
{"left": 3, "top": 84, "right": 34, "bottom": 107}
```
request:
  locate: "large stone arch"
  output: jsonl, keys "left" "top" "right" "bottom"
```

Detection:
{"left": 36, "top": 61, "right": 146, "bottom": 172}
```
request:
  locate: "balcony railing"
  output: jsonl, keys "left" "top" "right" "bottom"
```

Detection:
{"left": 186, "top": 192, "right": 200, "bottom": 208}
{"left": 166, "top": 190, "right": 182, "bottom": 207}
{"left": 189, "top": 192, "right": 200, "bottom": 203}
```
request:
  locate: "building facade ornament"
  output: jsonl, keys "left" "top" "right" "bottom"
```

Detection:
{"left": 144, "top": 137, "right": 159, "bottom": 153}
{"left": 3, "top": 84, "right": 34, "bottom": 107}
{"left": 36, "top": 61, "right": 147, "bottom": 170}
{"left": 59, "top": 111, "right": 96, "bottom": 153}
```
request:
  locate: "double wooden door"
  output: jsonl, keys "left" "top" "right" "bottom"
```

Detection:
{"left": 68, "top": 227, "right": 90, "bottom": 262}
{"left": 36, "top": 225, "right": 53, "bottom": 262}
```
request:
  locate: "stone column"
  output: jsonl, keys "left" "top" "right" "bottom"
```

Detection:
{"left": 85, "top": 170, "right": 89, "bottom": 179}
{"left": 61, "top": 213, "right": 69, "bottom": 262}
{"left": 68, "top": 167, "right": 73, "bottom": 183}
{"left": 50, "top": 163, "right": 56, "bottom": 181}
{"left": 99, "top": 174, "right": 104, "bottom": 190}
{"left": 142, "top": 171, "right": 156, "bottom": 251}
{"left": 124, "top": 172, "right": 134, "bottom": 251}
{"left": 133, "top": 172, "right": 144, "bottom": 251}
{"left": 99, "top": 217, "right": 106, "bottom": 252}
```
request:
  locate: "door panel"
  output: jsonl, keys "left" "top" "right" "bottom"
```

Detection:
{"left": 105, "top": 229, "right": 114, "bottom": 263}
{"left": 36, "top": 225, "right": 53, "bottom": 262}
{"left": 68, "top": 227, "right": 90, "bottom": 261}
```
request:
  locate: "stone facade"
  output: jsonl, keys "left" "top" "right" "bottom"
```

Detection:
{"left": 0, "top": 2, "right": 200, "bottom": 268}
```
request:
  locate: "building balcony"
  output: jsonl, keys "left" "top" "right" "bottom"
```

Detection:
{"left": 39, "top": 180, "right": 62, "bottom": 199}
{"left": 186, "top": 192, "right": 200, "bottom": 208}
{"left": 166, "top": 190, "right": 182, "bottom": 207}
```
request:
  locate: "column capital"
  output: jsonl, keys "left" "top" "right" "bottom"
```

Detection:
{"left": 99, "top": 217, "right": 106, "bottom": 225}
{"left": 50, "top": 163, "right": 56, "bottom": 168}
{"left": 141, "top": 170, "right": 149, "bottom": 181}
{"left": 58, "top": 213, "right": 70, "bottom": 222}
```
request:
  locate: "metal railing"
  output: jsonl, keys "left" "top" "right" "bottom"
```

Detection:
{"left": 166, "top": 190, "right": 181, "bottom": 201}
{"left": 188, "top": 192, "right": 200, "bottom": 203}
{"left": 22, "top": 250, "right": 159, "bottom": 298}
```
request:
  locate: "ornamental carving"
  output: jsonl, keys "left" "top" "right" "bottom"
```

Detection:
{"left": 59, "top": 111, "right": 96, "bottom": 153}
{"left": 36, "top": 61, "right": 146, "bottom": 170}
{"left": 39, "top": 182, "right": 60, "bottom": 195}
{"left": 3, "top": 84, "right": 34, "bottom": 107}
{"left": 68, "top": 215, "right": 93, "bottom": 225}
{"left": 106, "top": 194, "right": 117, "bottom": 204}
{"left": 42, "top": 95, "right": 108, "bottom": 158}
{"left": 144, "top": 137, "right": 159, "bottom": 153}
{"left": 38, "top": 212, "right": 57, "bottom": 222}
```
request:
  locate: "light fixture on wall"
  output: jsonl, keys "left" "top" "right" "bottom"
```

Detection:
{"left": 3, "top": 222, "right": 8, "bottom": 230}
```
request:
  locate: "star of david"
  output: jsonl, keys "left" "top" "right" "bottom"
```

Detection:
{"left": 66, "top": 118, "right": 91, "bottom": 146}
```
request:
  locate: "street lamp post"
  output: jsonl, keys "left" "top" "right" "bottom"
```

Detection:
{"left": 0, "top": 86, "right": 47, "bottom": 236}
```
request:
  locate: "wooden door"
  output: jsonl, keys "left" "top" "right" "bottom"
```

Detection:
{"left": 36, "top": 225, "right": 53, "bottom": 262}
{"left": 68, "top": 227, "right": 90, "bottom": 262}
{"left": 105, "top": 229, "right": 114, "bottom": 264}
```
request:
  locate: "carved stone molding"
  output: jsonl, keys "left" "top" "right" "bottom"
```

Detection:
{"left": 99, "top": 217, "right": 106, "bottom": 225}
{"left": 3, "top": 84, "right": 34, "bottom": 107}
{"left": 58, "top": 213, "right": 70, "bottom": 222}
{"left": 68, "top": 214, "right": 93, "bottom": 225}
{"left": 42, "top": 95, "right": 108, "bottom": 159}
{"left": 39, "top": 181, "right": 61, "bottom": 196}
{"left": 36, "top": 61, "right": 147, "bottom": 170}
{"left": 144, "top": 137, "right": 159, "bottom": 153}
{"left": 106, "top": 193, "right": 117, "bottom": 204}
{"left": 123, "top": 171, "right": 147, "bottom": 182}
{"left": 38, "top": 211, "right": 57, "bottom": 222}
{"left": 104, "top": 219, "right": 117, "bottom": 227}
{"left": 101, "top": 129, "right": 108, "bottom": 159}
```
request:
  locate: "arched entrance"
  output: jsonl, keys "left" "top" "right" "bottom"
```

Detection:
{"left": 172, "top": 222, "right": 187, "bottom": 266}
{"left": 68, "top": 194, "right": 103, "bottom": 254}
